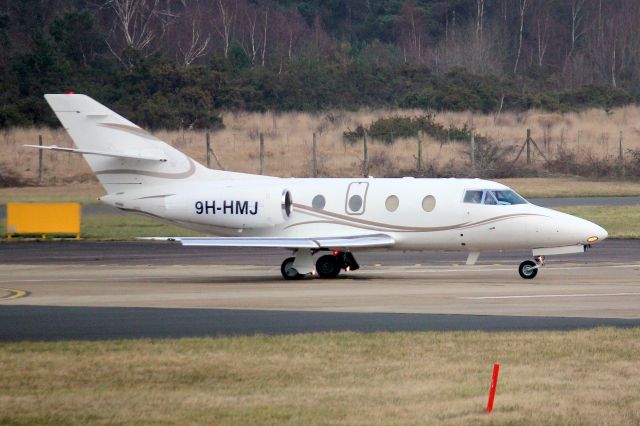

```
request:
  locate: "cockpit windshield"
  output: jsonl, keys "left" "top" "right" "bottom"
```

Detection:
{"left": 463, "top": 189, "right": 527, "bottom": 205}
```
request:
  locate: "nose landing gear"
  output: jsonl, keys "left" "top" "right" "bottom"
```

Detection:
{"left": 518, "top": 256, "right": 545, "bottom": 279}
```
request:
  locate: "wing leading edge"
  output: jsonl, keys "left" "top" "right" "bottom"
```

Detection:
{"left": 141, "top": 234, "right": 395, "bottom": 250}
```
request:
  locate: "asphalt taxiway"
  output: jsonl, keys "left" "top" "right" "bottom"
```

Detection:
{"left": 0, "top": 240, "right": 638, "bottom": 341}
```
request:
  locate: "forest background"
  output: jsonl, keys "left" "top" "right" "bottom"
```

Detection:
{"left": 2, "top": 0, "right": 639, "bottom": 128}
{"left": 2, "top": 0, "right": 640, "bottom": 182}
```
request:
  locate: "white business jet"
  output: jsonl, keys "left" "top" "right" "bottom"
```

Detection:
{"left": 34, "top": 94, "right": 607, "bottom": 280}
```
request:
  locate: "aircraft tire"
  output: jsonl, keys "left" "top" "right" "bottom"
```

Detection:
{"left": 281, "top": 257, "right": 303, "bottom": 280}
{"left": 316, "top": 255, "right": 341, "bottom": 279}
{"left": 518, "top": 260, "right": 538, "bottom": 279}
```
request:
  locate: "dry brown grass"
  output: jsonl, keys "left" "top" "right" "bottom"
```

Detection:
{"left": 0, "top": 328, "right": 639, "bottom": 425}
{"left": 4, "top": 106, "right": 640, "bottom": 184}
{"left": 497, "top": 178, "right": 640, "bottom": 198}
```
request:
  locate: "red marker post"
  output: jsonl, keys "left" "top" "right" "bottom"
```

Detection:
{"left": 486, "top": 363, "right": 500, "bottom": 414}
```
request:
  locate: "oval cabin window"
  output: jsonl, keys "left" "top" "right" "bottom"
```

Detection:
{"left": 348, "top": 194, "right": 363, "bottom": 212}
{"left": 385, "top": 195, "right": 399, "bottom": 212}
{"left": 422, "top": 195, "right": 436, "bottom": 212}
{"left": 312, "top": 194, "right": 326, "bottom": 209}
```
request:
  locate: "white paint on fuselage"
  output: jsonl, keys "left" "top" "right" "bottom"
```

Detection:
{"left": 106, "top": 176, "right": 607, "bottom": 253}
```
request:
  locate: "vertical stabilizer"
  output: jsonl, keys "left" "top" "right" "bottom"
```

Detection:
{"left": 44, "top": 94, "right": 251, "bottom": 194}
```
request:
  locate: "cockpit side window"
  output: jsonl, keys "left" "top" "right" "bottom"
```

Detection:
{"left": 484, "top": 191, "right": 497, "bottom": 205}
{"left": 464, "top": 189, "right": 528, "bottom": 205}
{"left": 494, "top": 190, "right": 527, "bottom": 205}
{"left": 463, "top": 190, "right": 484, "bottom": 204}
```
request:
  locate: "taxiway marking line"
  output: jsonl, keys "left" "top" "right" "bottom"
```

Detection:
{"left": 0, "top": 287, "right": 28, "bottom": 301}
{"left": 461, "top": 292, "right": 640, "bottom": 300}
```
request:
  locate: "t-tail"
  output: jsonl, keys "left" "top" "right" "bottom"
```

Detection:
{"left": 40, "top": 94, "right": 251, "bottom": 195}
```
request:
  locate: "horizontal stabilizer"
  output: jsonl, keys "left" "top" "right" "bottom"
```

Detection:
{"left": 24, "top": 144, "right": 167, "bottom": 162}
{"left": 141, "top": 234, "right": 395, "bottom": 250}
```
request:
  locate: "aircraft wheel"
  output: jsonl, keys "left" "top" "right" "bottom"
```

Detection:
{"left": 518, "top": 260, "right": 538, "bottom": 279}
{"left": 281, "top": 257, "right": 303, "bottom": 280}
{"left": 316, "top": 254, "right": 341, "bottom": 279}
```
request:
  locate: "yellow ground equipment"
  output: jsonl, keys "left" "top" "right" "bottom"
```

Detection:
{"left": 6, "top": 203, "right": 81, "bottom": 239}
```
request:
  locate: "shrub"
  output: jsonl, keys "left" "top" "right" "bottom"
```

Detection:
{"left": 343, "top": 114, "right": 491, "bottom": 145}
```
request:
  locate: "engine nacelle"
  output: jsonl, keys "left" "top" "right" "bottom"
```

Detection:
{"left": 164, "top": 185, "right": 293, "bottom": 229}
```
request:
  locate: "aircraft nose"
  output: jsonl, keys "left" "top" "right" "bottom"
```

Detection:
{"left": 588, "top": 222, "right": 608, "bottom": 243}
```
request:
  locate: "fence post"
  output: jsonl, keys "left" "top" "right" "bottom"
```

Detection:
{"left": 206, "top": 132, "right": 211, "bottom": 168}
{"left": 543, "top": 126, "right": 548, "bottom": 152}
{"left": 470, "top": 134, "right": 476, "bottom": 170}
{"left": 312, "top": 132, "right": 318, "bottom": 178}
{"left": 259, "top": 133, "right": 265, "bottom": 175}
{"left": 526, "top": 129, "right": 531, "bottom": 165}
{"left": 38, "top": 134, "right": 43, "bottom": 183}
{"left": 619, "top": 131, "right": 624, "bottom": 162}
{"left": 363, "top": 131, "right": 369, "bottom": 177}
{"left": 416, "top": 137, "right": 422, "bottom": 172}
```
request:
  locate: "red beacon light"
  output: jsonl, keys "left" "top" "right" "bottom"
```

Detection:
{"left": 66, "top": 91, "right": 75, "bottom": 95}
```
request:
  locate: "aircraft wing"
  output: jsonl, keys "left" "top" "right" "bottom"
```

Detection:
{"left": 141, "top": 234, "right": 395, "bottom": 250}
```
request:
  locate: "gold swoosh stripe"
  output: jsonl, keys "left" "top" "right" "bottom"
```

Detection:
{"left": 292, "top": 204, "right": 547, "bottom": 233}
{"left": 96, "top": 157, "right": 196, "bottom": 179}
{"left": 294, "top": 204, "right": 471, "bottom": 232}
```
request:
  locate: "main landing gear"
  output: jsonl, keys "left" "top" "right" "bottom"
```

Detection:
{"left": 518, "top": 256, "right": 545, "bottom": 279}
{"left": 280, "top": 250, "right": 359, "bottom": 280}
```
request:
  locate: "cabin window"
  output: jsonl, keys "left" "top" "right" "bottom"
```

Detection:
{"left": 312, "top": 194, "right": 326, "bottom": 209}
{"left": 422, "top": 195, "right": 436, "bottom": 212}
{"left": 385, "top": 195, "right": 399, "bottom": 212}
{"left": 463, "top": 190, "right": 483, "bottom": 204}
{"left": 348, "top": 194, "right": 363, "bottom": 212}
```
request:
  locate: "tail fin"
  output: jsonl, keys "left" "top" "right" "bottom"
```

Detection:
{"left": 44, "top": 94, "right": 248, "bottom": 194}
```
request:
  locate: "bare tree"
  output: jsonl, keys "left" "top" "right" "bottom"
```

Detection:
{"left": 104, "top": 0, "right": 177, "bottom": 61}
{"left": 513, "top": 0, "right": 529, "bottom": 74}
{"left": 529, "top": 0, "right": 551, "bottom": 67}
{"left": 261, "top": 8, "right": 268, "bottom": 66}
{"left": 567, "top": 0, "right": 586, "bottom": 60}
{"left": 243, "top": 4, "right": 260, "bottom": 63}
{"left": 476, "top": 0, "right": 485, "bottom": 43}
{"left": 396, "top": 1, "right": 427, "bottom": 63}
{"left": 214, "top": 0, "right": 236, "bottom": 58}
{"left": 434, "top": 16, "right": 506, "bottom": 75}
{"left": 178, "top": 14, "right": 210, "bottom": 66}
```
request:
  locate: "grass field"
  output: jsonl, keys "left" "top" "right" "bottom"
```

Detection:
{"left": 0, "top": 328, "right": 638, "bottom": 425}
{"left": 497, "top": 178, "right": 640, "bottom": 198}
{"left": 1, "top": 196, "right": 638, "bottom": 240}
{"left": 557, "top": 206, "right": 640, "bottom": 239}
{"left": 0, "top": 214, "right": 205, "bottom": 240}
{"left": 0, "top": 183, "right": 104, "bottom": 204}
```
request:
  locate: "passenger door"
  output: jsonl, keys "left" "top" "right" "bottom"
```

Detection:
{"left": 345, "top": 182, "right": 369, "bottom": 215}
